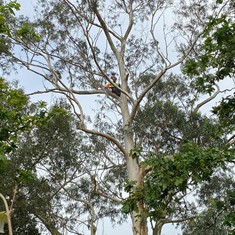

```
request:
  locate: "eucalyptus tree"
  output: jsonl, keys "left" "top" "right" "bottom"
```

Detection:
{"left": 2, "top": 0, "right": 235, "bottom": 234}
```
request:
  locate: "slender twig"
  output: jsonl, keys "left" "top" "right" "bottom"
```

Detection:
{"left": 9, "top": 186, "right": 18, "bottom": 212}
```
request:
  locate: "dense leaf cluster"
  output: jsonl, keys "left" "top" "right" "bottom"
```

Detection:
{"left": 0, "top": 0, "right": 20, "bottom": 36}
{"left": 183, "top": 5, "right": 235, "bottom": 132}
{"left": 0, "top": 78, "right": 28, "bottom": 164}
{"left": 184, "top": 15, "right": 235, "bottom": 93}
{"left": 123, "top": 142, "right": 234, "bottom": 219}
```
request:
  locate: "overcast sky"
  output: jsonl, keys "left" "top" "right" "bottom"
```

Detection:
{"left": 11, "top": 1, "right": 233, "bottom": 234}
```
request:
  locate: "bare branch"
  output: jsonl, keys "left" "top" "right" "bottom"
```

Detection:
{"left": 159, "top": 215, "right": 197, "bottom": 225}
{"left": 93, "top": 7, "right": 119, "bottom": 57}
{"left": 193, "top": 84, "right": 220, "bottom": 113}
{"left": 80, "top": 125, "right": 126, "bottom": 156}
{"left": 129, "top": 31, "right": 205, "bottom": 123}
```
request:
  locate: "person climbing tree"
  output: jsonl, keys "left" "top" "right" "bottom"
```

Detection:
{"left": 105, "top": 73, "right": 121, "bottom": 97}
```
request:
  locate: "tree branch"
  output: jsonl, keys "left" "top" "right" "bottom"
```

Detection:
{"left": 193, "top": 84, "right": 220, "bottom": 113}
{"left": 93, "top": 7, "right": 119, "bottom": 58}
{"left": 130, "top": 31, "right": 205, "bottom": 123}
{"left": 80, "top": 126, "right": 126, "bottom": 156}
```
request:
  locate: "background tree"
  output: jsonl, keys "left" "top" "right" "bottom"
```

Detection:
{"left": 0, "top": 77, "right": 34, "bottom": 170}
{"left": 1, "top": 98, "right": 126, "bottom": 235}
{"left": 0, "top": 0, "right": 21, "bottom": 72}
{"left": 182, "top": 170, "right": 235, "bottom": 235}
{"left": 0, "top": 77, "right": 44, "bottom": 234}
{"left": 183, "top": 0, "right": 235, "bottom": 138}
{"left": 1, "top": 0, "right": 235, "bottom": 235}
{"left": 180, "top": 1, "right": 235, "bottom": 234}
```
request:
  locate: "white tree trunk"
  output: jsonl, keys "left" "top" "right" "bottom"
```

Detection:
{"left": 119, "top": 90, "right": 148, "bottom": 235}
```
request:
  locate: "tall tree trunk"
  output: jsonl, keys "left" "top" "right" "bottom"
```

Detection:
{"left": 120, "top": 92, "right": 148, "bottom": 235}
{"left": 127, "top": 157, "right": 148, "bottom": 235}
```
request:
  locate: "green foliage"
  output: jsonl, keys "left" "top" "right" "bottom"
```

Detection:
{"left": 16, "top": 169, "right": 34, "bottom": 184}
{"left": 124, "top": 179, "right": 136, "bottom": 193}
{"left": 0, "top": 99, "right": 76, "bottom": 234}
{"left": 15, "top": 21, "right": 40, "bottom": 42}
{"left": 122, "top": 142, "right": 234, "bottom": 220}
{"left": 182, "top": 171, "right": 235, "bottom": 235}
{"left": 184, "top": 15, "right": 235, "bottom": 86}
{"left": 0, "top": 1, "right": 20, "bottom": 36}
{"left": 0, "top": 78, "right": 59, "bottom": 184}
{"left": 183, "top": 9, "right": 235, "bottom": 129}
{"left": 0, "top": 77, "right": 29, "bottom": 154}
{"left": 0, "top": 152, "right": 7, "bottom": 172}
{"left": 134, "top": 83, "right": 222, "bottom": 157}
{"left": 0, "top": 36, "right": 11, "bottom": 55}
{"left": 0, "top": 0, "right": 39, "bottom": 59}
{"left": 130, "top": 146, "right": 143, "bottom": 160}
{"left": 0, "top": 99, "right": 103, "bottom": 234}
{"left": 212, "top": 94, "right": 235, "bottom": 129}
{"left": 0, "top": 78, "right": 49, "bottom": 234}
